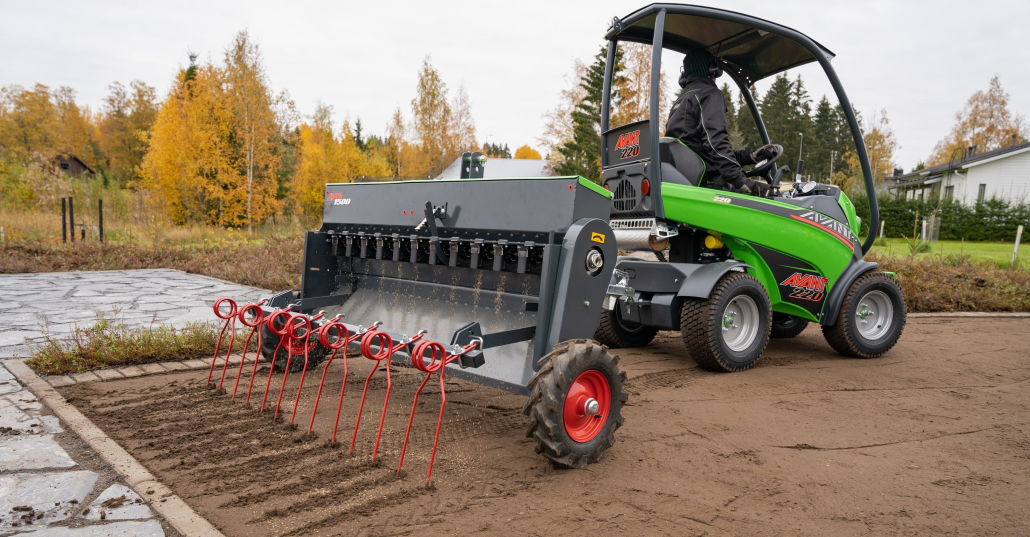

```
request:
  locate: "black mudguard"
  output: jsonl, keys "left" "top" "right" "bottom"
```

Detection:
{"left": 820, "top": 260, "right": 878, "bottom": 326}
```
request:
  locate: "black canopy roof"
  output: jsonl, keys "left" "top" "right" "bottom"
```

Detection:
{"left": 606, "top": 4, "right": 835, "bottom": 86}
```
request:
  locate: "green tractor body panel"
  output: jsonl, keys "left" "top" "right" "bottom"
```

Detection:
{"left": 660, "top": 183, "right": 860, "bottom": 323}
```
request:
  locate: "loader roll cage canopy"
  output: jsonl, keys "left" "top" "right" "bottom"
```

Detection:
{"left": 601, "top": 4, "right": 878, "bottom": 255}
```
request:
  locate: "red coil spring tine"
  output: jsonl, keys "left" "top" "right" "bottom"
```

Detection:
{"left": 274, "top": 315, "right": 310, "bottom": 420}
{"left": 207, "top": 298, "right": 238, "bottom": 385}
{"left": 398, "top": 340, "right": 446, "bottom": 474}
{"left": 307, "top": 320, "right": 347, "bottom": 435}
{"left": 231, "top": 301, "right": 265, "bottom": 401}
{"left": 351, "top": 331, "right": 393, "bottom": 456}
{"left": 260, "top": 308, "right": 293, "bottom": 413}
{"left": 330, "top": 322, "right": 381, "bottom": 444}
{"left": 289, "top": 312, "right": 323, "bottom": 425}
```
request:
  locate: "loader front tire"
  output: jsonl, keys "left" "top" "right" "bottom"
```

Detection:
{"left": 822, "top": 271, "right": 906, "bottom": 358}
{"left": 523, "top": 339, "right": 626, "bottom": 469}
{"left": 680, "top": 271, "right": 771, "bottom": 372}
{"left": 594, "top": 307, "right": 659, "bottom": 348}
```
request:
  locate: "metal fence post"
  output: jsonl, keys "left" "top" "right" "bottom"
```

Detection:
{"left": 62, "top": 198, "right": 68, "bottom": 243}
{"left": 68, "top": 197, "right": 75, "bottom": 243}
{"left": 98, "top": 199, "right": 104, "bottom": 242}
{"left": 1013, "top": 225, "right": 1024, "bottom": 266}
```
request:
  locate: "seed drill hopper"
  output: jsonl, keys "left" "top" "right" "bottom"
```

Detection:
{"left": 210, "top": 175, "right": 630, "bottom": 482}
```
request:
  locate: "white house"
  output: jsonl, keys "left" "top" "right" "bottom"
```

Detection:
{"left": 889, "top": 139, "right": 1030, "bottom": 205}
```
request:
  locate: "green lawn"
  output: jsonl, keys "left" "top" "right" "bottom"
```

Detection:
{"left": 869, "top": 238, "right": 1026, "bottom": 268}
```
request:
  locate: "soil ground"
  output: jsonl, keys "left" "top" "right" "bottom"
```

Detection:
{"left": 60, "top": 317, "right": 1030, "bottom": 536}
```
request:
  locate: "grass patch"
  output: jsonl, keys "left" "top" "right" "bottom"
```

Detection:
{"left": 25, "top": 314, "right": 222, "bottom": 375}
{"left": 0, "top": 234, "right": 303, "bottom": 291}
{"left": 871, "top": 238, "right": 1026, "bottom": 268}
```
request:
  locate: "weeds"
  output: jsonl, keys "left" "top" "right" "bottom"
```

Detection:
{"left": 870, "top": 251, "right": 1030, "bottom": 312}
{"left": 25, "top": 313, "right": 223, "bottom": 375}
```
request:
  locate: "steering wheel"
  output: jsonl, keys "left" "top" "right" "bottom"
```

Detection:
{"left": 745, "top": 144, "right": 783, "bottom": 179}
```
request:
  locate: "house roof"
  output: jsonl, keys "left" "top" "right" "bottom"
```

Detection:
{"left": 57, "top": 154, "right": 97, "bottom": 175}
{"left": 892, "top": 141, "right": 1030, "bottom": 188}
{"left": 436, "top": 158, "right": 552, "bottom": 180}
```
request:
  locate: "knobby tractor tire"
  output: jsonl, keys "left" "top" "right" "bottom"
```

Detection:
{"left": 770, "top": 313, "right": 809, "bottom": 339}
{"left": 680, "top": 271, "right": 772, "bottom": 372}
{"left": 594, "top": 306, "right": 659, "bottom": 348}
{"left": 260, "top": 325, "right": 328, "bottom": 373}
{"left": 822, "top": 271, "right": 907, "bottom": 358}
{"left": 522, "top": 339, "right": 627, "bottom": 469}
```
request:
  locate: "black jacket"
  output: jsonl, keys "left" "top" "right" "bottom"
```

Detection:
{"left": 665, "top": 74, "right": 755, "bottom": 190}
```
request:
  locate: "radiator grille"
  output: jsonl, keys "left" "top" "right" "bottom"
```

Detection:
{"left": 612, "top": 179, "right": 637, "bottom": 212}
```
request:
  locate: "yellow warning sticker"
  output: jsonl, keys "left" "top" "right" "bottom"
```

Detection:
{"left": 590, "top": 232, "right": 605, "bottom": 244}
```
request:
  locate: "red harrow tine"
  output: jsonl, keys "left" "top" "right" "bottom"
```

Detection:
{"left": 398, "top": 339, "right": 479, "bottom": 487}
{"left": 325, "top": 322, "right": 382, "bottom": 443}
{"left": 260, "top": 308, "right": 294, "bottom": 413}
{"left": 288, "top": 311, "right": 325, "bottom": 425}
{"left": 207, "top": 298, "right": 238, "bottom": 386}
{"left": 306, "top": 318, "right": 347, "bottom": 435}
{"left": 273, "top": 314, "right": 312, "bottom": 420}
{"left": 350, "top": 330, "right": 426, "bottom": 461}
{"left": 229, "top": 300, "right": 266, "bottom": 400}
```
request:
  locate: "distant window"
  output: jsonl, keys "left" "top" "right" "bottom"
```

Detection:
{"left": 59, "top": 162, "right": 70, "bottom": 171}
{"left": 917, "top": 190, "right": 924, "bottom": 201}
{"left": 978, "top": 184, "right": 987, "bottom": 203}
{"left": 945, "top": 185, "right": 954, "bottom": 200}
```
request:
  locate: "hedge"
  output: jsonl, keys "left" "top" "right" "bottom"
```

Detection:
{"left": 851, "top": 195, "right": 1029, "bottom": 242}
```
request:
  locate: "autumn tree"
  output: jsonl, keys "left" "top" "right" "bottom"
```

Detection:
{"left": 539, "top": 60, "right": 587, "bottom": 161}
{"left": 97, "top": 80, "right": 158, "bottom": 185}
{"left": 224, "top": 31, "right": 282, "bottom": 233}
{"left": 142, "top": 58, "right": 230, "bottom": 225}
{"left": 0, "top": 84, "right": 97, "bottom": 167}
{"left": 514, "top": 145, "right": 541, "bottom": 159}
{"left": 612, "top": 42, "right": 667, "bottom": 128}
{"left": 929, "top": 76, "right": 1027, "bottom": 165}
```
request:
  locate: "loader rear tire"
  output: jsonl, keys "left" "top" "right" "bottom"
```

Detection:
{"left": 770, "top": 313, "right": 809, "bottom": 338}
{"left": 680, "top": 271, "right": 771, "bottom": 372}
{"left": 594, "top": 307, "right": 659, "bottom": 348}
{"left": 822, "top": 271, "right": 906, "bottom": 358}
{"left": 523, "top": 339, "right": 626, "bottom": 469}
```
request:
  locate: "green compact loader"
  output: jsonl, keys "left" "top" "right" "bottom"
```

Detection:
{"left": 594, "top": 4, "right": 906, "bottom": 372}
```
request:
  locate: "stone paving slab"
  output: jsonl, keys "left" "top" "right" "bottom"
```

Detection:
{"left": 81, "top": 484, "right": 153, "bottom": 522}
{"left": 0, "top": 434, "right": 77, "bottom": 471}
{"left": 0, "top": 269, "right": 266, "bottom": 359}
{"left": 0, "top": 470, "right": 98, "bottom": 526}
{"left": 18, "top": 520, "right": 165, "bottom": 536}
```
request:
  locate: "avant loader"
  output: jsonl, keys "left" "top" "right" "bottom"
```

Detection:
{"left": 208, "top": 3, "right": 906, "bottom": 479}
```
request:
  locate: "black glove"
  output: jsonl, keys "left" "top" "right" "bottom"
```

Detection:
{"left": 746, "top": 180, "right": 772, "bottom": 198}
{"left": 751, "top": 144, "right": 777, "bottom": 163}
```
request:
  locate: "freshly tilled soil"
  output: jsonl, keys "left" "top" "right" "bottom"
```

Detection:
{"left": 61, "top": 317, "right": 1030, "bottom": 535}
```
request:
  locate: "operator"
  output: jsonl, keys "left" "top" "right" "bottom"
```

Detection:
{"left": 665, "top": 48, "right": 775, "bottom": 197}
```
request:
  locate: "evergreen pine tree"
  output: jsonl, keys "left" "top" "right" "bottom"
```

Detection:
{"left": 555, "top": 46, "right": 622, "bottom": 183}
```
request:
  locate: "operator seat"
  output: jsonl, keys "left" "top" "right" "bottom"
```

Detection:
{"left": 658, "top": 137, "right": 706, "bottom": 187}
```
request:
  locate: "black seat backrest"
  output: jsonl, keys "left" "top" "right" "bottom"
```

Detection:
{"left": 658, "top": 137, "right": 705, "bottom": 187}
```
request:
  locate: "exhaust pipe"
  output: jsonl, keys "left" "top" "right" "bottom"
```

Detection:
{"left": 611, "top": 218, "right": 678, "bottom": 251}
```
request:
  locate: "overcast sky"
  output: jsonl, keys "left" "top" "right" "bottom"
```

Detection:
{"left": 2, "top": 0, "right": 1028, "bottom": 170}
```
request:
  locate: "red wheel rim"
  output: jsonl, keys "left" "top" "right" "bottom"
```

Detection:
{"left": 563, "top": 370, "right": 611, "bottom": 443}
{"left": 288, "top": 338, "right": 317, "bottom": 355}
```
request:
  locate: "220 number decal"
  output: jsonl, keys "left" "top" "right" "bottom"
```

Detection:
{"left": 620, "top": 146, "right": 640, "bottom": 159}
{"left": 788, "top": 288, "right": 824, "bottom": 302}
